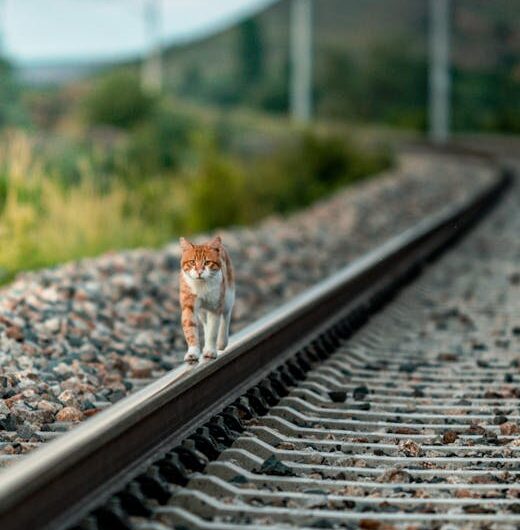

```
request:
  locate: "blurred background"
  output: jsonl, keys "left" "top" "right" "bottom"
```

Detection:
{"left": 0, "top": 0, "right": 518, "bottom": 282}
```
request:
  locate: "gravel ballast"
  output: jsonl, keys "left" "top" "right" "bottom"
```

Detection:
{"left": 0, "top": 151, "right": 496, "bottom": 460}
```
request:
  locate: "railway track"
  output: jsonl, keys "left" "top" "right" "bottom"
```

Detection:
{"left": 0, "top": 159, "right": 515, "bottom": 530}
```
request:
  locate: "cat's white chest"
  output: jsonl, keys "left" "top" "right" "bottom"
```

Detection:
{"left": 184, "top": 272, "right": 222, "bottom": 310}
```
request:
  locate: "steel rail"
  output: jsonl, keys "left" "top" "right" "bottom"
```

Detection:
{"left": 0, "top": 167, "right": 511, "bottom": 530}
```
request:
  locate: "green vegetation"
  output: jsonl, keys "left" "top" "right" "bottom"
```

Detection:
{"left": 83, "top": 70, "right": 156, "bottom": 128}
{"left": 452, "top": 68, "right": 520, "bottom": 134}
{"left": 184, "top": 131, "right": 392, "bottom": 233}
{"left": 0, "top": 67, "right": 391, "bottom": 282}
{"left": 239, "top": 18, "right": 265, "bottom": 89}
{"left": 175, "top": 31, "right": 519, "bottom": 134}
{"left": 319, "top": 43, "right": 428, "bottom": 130}
{"left": 0, "top": 58, "right": 27, "bottom": 127}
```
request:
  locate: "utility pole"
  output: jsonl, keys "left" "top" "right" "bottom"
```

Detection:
{"left": 141, "top": 0, "right": 163, "bottom": 94}
{"left": 290, "top": 0, "right": 313, "bottom": 123}
{"left": 428, "top": 0, "right": 451, "bottom": 143}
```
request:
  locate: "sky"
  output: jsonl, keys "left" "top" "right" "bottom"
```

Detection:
{"left": 0, "top": 0, "right": 275, "bottom": 63}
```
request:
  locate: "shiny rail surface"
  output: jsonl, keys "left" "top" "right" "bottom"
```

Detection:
{"left": 0, "top": 164, "right": 511, "bottom": 530}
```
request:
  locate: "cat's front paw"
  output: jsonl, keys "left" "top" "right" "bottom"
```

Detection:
{"left": 217, "top": 338, "right": 228, "bottom": 352}
{"left": 202, "top": 349, "right": 217, "bottom": 360}
{"left": 184, "top": 346, "right": 200, "bottom": 363}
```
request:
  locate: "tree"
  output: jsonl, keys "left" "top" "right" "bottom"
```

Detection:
{"left": 238, "top": 18, "right": 264, "bottom": 90}
{"left": 83, "top": 70, "right": 155, "bottom": 129}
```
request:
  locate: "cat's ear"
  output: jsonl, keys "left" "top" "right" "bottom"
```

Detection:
{"left": 208, "top": 235, "right": 222, "bottom": 251}
{"left": 179, "top": 237, "right": 194, "bottom": 251}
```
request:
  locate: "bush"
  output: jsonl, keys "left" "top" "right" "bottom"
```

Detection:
{"left": 183, "top": 147, "right": 248, "bottom": 232}
{"left": 0, "top": 132, "right": 172, "bottom": 281}
{"left": 123, "top": 104, "right": 200, "bottom": 178}
{"left": 180, "top": 130, "right": 391, "bottom": 234}
{"left": 254, "top": 131, "right": 392, "bottom": 214}
{"left": 83, "top": 70, "right": 155, "bottom": 129}
{"left": 0, "top": 125, "right": 392, "bottom": 281}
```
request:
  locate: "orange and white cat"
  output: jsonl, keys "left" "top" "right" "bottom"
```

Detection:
{"left": 179, "top": 235, "right": 235, "bottom": 363}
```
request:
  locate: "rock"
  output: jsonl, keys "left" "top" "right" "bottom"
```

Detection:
{"left": 494, "top": 415, "right": 508, "bottom": 425}
{"left": 378, "top": 468, "right": 412, "bottom": 483}
{"left": 442, "top": 431, "right": 459, "bottom": 444}
{"left": 353, "top": 386, "right": 369, "bottom": 400}
{"left": 470, "top": 474, "right": 495, "bottom": 484}
{"left": 258, "top": 455, "right": 296, "bottom": 477}
{"left": 134, "top": 332, "right": 156, "bottom": 348}
{"left": 43, "top": 318, "right": 62, "bottom": 334}
{"left": 83, "top": 408, "right": 102, "bottom": 418}
{"left": 328, "top": 391, "right": 347, "bottom": 403}
{"left": 359, "top": 521, "right": 381, "bottom": 530}
{"left": 500, "top": 422, "right": 520, "bottom": 435}
{"left": 0, "top": 399, "right": 10, "bottom": 416}
{"left": 437, "top": 353, "right": 458, "bottom": 362}
{"left": 126, "top": 357, "right": 154, "bottom": 379}
{"left": 57, "top": 389, "right": 79, "bottom": 407}
{"left": 390, "top": 427, "right": 421, "bottom": 435}
{"left": 467, "top": 424, "right": 486, "bottom": 435}
{"left": 0, "top": 415, "right": 17, "bottom": 431}
{"left": 456, "top": 489, "right": 477, "bottom": 498}
{"left": 56, "top": 407, "right": 84, "bottom": 422}
{"left": 5, "top": 326, "right": 24, "bottom": 341}
{"left": 37, "top": 400, "right": 61, "bottom": 414}
{"left": 463, "top": 505, "right": 496, "bottom": 514}
{"left": 398, "top": 439, "right": 423, "bottom": 457}
{"left": 311, "top": 520, "right": 335, "bottom": 529}
{"left": 17, "top": 423, "right": 36, "bottom": 439}
{"left": 484, "top": 390, "right": 504, "bottom": 399}
{"left": 107, "top": 389, "right": 126, "bottom": 403}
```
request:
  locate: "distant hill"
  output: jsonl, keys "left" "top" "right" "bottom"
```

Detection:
{"left": 16, "top": 59, "right": 115, "bottom": 86}
{"left": 159, "top": 0, "right": 519, "bottom": 132}
{"left": 161, "top": 0, "right": 428, "bottom": 109}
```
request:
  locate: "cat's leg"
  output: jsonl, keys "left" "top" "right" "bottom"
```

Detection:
{"left": 198, "top": 310, "right": 207, "bottom": 348}
{"left": 182, "top": 303, "right": 200, "bottom": 363}
{"left": 217, "top": 288, "right": 235, "bottom": 351}
{"left": 217, "top": 309, "right": 232, "bottom": 351}
{"left": 202, "top": 311, "right": 219, "bottom": 360}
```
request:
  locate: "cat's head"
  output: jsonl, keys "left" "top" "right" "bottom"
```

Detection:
{"left": 180, "top": 235, "right": 222, "bottom": 281}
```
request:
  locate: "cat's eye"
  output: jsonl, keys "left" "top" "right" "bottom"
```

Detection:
{"left": 187, "top": 260, "right": 195, "bottom": 266}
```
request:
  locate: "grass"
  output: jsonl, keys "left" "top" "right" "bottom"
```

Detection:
{"left": 0, "top": 102, "right": 392, "bottom": 284}
{"left": 0, "top": 132, "right": 176, "bottom": 282}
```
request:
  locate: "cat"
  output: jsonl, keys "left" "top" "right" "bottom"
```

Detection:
{"left": 179, "top": 235, "right": 235, "bottom": 363}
